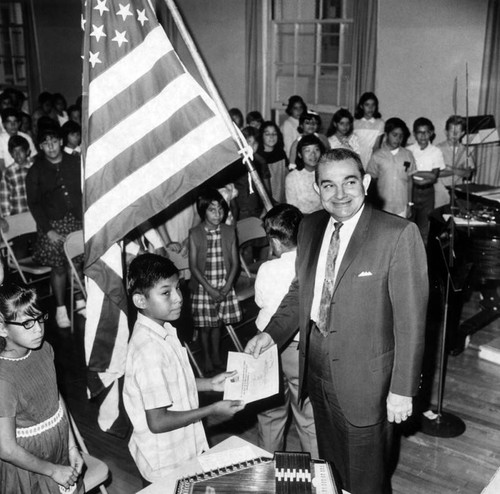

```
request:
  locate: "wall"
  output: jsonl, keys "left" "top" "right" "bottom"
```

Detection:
{"left": 33, "top": 0, "right": 82, "bottom": 105}
{"left": 376, "top": 0, "right": 488, "bottom": 143}
{"left": 175, "top": 0, "right": 247, "bottom": 112}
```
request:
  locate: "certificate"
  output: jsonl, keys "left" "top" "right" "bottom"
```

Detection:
{"left": 223, "top": 345, "right": 279, "bottom": 403}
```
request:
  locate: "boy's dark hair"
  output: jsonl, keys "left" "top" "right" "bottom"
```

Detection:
{"left": 263, "top": 204, "right": 303, "bottom": 249}
{"left": 242, "top": 126, "right": 258, "bottom": 141}
{"left": 327, "top": 108, "right": 354, "bottom": 138}
{"left": 413, "top": 117, "right": 435, "bottom": 134}
{"left": 127, "top": 253, "right": 179, "bottom": 296}
{"left": 354, "top": 92, "right": 382, "bottom": 120}
{"left": 196, "top": 188, "right": 229, "bottom": 222}
{"left": 384, "top": 117, "right": 411, "bottom": 146}
{"left": 229, "top": 108, "right": 244, "bottom": 127}
{"left": 295, "top": 134, "right": 325, "bottom": 170}
{"left": 61, "top": 120, "right": 82, "bottom": 146}
{"left": 445, "top": 115, "right": 465, "bottom": 131}
{"left": 246, "top": 111, "right": 264, "bottom": 126}
{"left": 38, "top": 91, "right": 53, "bottom": 107}
{"left": 38, "top": 123, "right": 61, "bottom": 145}
{"left": 1, "top": 108, "right": 19, "bottom": 123}
{"left": 298, "top": 110, "right": 322, "bottom": 133}
{"left": 8, "top": 134, "right": 29, "bottom": 155}
{"left": 285, "top": 95, "right": 307, "bottom": 116}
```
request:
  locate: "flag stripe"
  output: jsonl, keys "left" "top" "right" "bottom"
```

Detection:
{"left": 85, "top": 95, "right": 215, "bottom": 207}
{"left": 89, "top": 26, "right": 173, "bottom": 116}
{"left": 84, "top": 138, "right": 237, "bottom": 267}
{"left": 88, "top": 50, "right": 184, "bottom": 144}
{"left": 85, "top": 117, "right": 235, "bottom": 241}
{"left": 85, "top": 73, "right": 210, "bottom": 179}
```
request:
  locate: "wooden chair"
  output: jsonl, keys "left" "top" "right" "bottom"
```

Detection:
{"left": 0, "top": 212, "right": 51, "bottom": 292}
{"left": 68, "top": 411, "right": 109, "bottom": 494}
{"left": 63, "top": 230, "right": 86, "bottom": 333}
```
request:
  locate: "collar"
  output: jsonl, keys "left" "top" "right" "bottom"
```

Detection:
{"left": 362, "top": 117, "right": 376, "bottom": 123}
{"left": 136, "top": 312, "right": 177, "bottom": 341}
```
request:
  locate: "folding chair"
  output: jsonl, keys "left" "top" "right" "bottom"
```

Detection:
{"left": 68, "top": 410, "right": 109, "bottom": 494}
{"left": 236, "top": 216, "right": 268, "bottom": 278}
{"left": 225, "top": 217, "right": 269, "bottom": 352}
{"left": 63, "top": 230, "right": 86, "bottom": 334}
{"left": 0, "top": 212, "right": 51, "bottom": 292}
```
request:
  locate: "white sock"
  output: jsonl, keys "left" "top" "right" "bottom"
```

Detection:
{"left": 75, "top": 299, "right": 86, "bottom": 310}
{"left": 56, "top": 305, "right": 68, "bottom": 316}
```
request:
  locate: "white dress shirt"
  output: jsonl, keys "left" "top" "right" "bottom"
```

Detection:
{"left": 311, "top": 205, "right": 364, "bottom": 323}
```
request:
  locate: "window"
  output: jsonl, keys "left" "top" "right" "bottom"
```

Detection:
{"left": 270, "top": 0, "right": 354, "bottom": 116}
{"left": 0, "top": 1, "right": 28, "bottom": 90}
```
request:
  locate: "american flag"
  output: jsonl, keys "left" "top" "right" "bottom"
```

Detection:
{"left": 82, "top": 0, "right": 240, "bottom": 432}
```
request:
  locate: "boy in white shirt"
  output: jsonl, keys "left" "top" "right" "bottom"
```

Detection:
{"left": 123, "top": 254, "right": 244, "bottom": 485}
{"left": 254, "top": 204, "right": 318, "bottom": 457}
{"left": 407, "top": 117, "right": 445, "bottom": 244}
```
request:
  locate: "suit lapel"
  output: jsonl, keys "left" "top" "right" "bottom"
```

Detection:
{"left": 333, "top": 204, "right": 372, "bottom": 294}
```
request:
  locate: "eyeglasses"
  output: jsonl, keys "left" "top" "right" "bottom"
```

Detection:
{"left": 5, "top": 313, "right": 48, "bottom": 330}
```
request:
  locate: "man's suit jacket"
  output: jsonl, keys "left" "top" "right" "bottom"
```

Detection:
{"left": 265, "top": 203, "right": 428, "bottom": 427}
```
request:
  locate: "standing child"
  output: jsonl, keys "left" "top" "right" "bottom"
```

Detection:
{"left": 254, "top": 204, "right": 318, "bottom": 457}
{"left": 281, "top": 95, "right": 307, "bottom": 158}
{"left": 61, "top": 121, "right": 82, "bottom": 156}
{"left": 367, "top": 117, "right": 416, "bottom": 217}
{"left": 435, "top": 115, "right": 475, "bottom": 208}
{"left": 124, "top": 254, "right": 244, "bottom": 484}
{"left": 353, "top": 92, "right": 385, "bottom": 168}
{"left": 257, "top": 121, "right": 288, "bottom": 203}
{"left": 407, "top": 117, "right": 445, "bottom": 244}
{"left": 288, "top": 111, "right": 329, "bottom": 166}
{"left": 189, "top": 189, "right": 242, "bottom": 374}
{"left": 327, "top": 108, "right": 361, "bottom": 156}
{"left": 0, "top": 280, "right": 84, "bottom": 493}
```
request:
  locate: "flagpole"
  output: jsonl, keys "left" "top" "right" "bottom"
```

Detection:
{"left": 163, "top": 0, "right": 273, "bottom": 212}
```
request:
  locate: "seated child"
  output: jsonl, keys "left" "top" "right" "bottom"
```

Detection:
{"left": 0, "top": 108, "right": 37, "bottom": 172}
{"left": 61, "top": 121, "right": 82, "bottom": 156}
{"left": 407, "top": 117, "right": 445, "bottom": 243}
{"left": 435, "top": 115, "right": 475, "bottom": 208}
{"left": 0, "top": 135, "right": 32, "bottom": 217}
{"left": 255, "top": 204, "right": 318, "bottom": 457}
{"left": 367, "top": 117, "right": 416, "bottom": 217}
{"left": 123, "top": 253, "right": 244, "bottom": 484}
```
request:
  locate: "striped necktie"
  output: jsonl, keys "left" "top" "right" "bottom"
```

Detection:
{"left": 317, "top": 221, "right": 343, "bottom": 336}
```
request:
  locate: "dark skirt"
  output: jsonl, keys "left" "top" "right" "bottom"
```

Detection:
{"left": 33, "top": 213, "right": 83, "bottom": 268}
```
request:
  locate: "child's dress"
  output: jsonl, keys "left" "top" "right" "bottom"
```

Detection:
{"left": 353, "top": 117, "right": 385, "bottom": 168}
{"left": 191, "top": 225, "right": 241, "bottom": 328}
{"left": 0, "top": 342, "right": 83, "bottom": 494}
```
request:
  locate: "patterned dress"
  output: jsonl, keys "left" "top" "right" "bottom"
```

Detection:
{"left": 191, "top": 227, "right": 241, "bottom": 328}
{"left": 0, "top": 342, "right": 83, "bottom": 494}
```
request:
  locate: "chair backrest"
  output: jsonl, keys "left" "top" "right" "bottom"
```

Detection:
{"left": 64, "top": 230, "right": 84, "bottom": 260}
{"left": 1, "top": 212, "right": 38, "bottom": 242}
{"left": 236, "top": 217, "right": 267, "bottom": 246}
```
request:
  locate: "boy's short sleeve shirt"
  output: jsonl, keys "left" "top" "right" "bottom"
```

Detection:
{"left": 123, "top": 313, "right": 208, "bottom": 482}
{"left": 407, "top": 143, "right": 445, "bottom": 172}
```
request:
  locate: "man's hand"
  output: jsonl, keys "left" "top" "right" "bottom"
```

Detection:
{"left": 210, "top": 370, "right": 238, "bottom": 392}
{"left": 244, "top": 332, "right": 274, "bottom": 358}
{"left": 386, "top": 392, "right": 412, "bottom": 423}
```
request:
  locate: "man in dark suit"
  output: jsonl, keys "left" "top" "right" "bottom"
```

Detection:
{"left": 245, "top": 148, "right": 428, "bottom": 494}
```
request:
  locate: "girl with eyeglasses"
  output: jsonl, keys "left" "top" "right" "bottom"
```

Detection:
{"left": 0, "top": 280, "right": 84, "bottom": 493}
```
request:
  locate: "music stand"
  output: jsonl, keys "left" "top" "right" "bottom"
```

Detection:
{"left": 420, "top": 221, "right": 466, "bottom": 438}
{"left": 464, "top": 115, "right": 500, "bottom": 146}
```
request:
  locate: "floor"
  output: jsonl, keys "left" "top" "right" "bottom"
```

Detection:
{"left": 40, "top": 281, "right": 500, "bottom": 494}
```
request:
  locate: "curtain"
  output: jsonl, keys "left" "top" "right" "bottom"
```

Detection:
{"left": 245, "top": 0, "right": 265, "bottom": 115}
{"left": 350, "top": 0, "right": 378, "bottom": 109}
{"left": 476, "top": 0, "right": 500, "bottom": 186}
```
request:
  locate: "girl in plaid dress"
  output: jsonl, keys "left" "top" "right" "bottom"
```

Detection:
{"left": 189, "top": 189, "right": 241, "bottom": 374}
